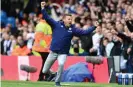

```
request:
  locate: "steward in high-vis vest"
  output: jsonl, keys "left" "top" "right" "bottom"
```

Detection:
{"left": 32, "top": 19, "right": 52, "bottom": 81}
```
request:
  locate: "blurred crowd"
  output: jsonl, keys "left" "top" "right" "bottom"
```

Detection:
{"left": 0, "top": 0, "right": 133, "bottom": 72}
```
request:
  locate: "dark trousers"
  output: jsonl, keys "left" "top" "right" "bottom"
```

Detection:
{"left": 38, "top": 52, "right": 49, "bottom": 80}
{"left": 127, "top": 57, "right": 133, "bottom": 73}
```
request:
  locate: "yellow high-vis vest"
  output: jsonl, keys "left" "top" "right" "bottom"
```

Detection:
{"left": 32, "top": 20, "right": 52, "bottom": 52}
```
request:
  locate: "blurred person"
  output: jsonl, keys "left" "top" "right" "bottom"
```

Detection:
{"left": 10, "top": 35, "right": 17, "bottom": 52}
{"left": 1, "top": 33, "right": 12, "bottom": 55}
{"left": 126, "top": 32, "right": 133, "bottom": 73}
{"left": 69, "top": 42, "right": 79, "bottom": 56}
{"left": 90, "top": 25, "right": 103, "bottom": 56}
{"left": 41, "top": 1, "right": 98, "bottom": 86}
{"left": 99, "top": 37, "right": 109, "bottom": 56}
{"left": 125, "top": 14, "right": 133, "bottom": 32}
{"left": 101, "top": 23, "right": 106, "bottom": 28}
{"left": 116, "top": 23, "right": 124, "bottom": 33}
{"left": 106, "top": 22, "right": 112, "bottom": 29}
{"left": 23, "top": 31, "right": 28, "bottom": 41}
{"left": 26, "top": 25, "right": 35, "bottom": 50}
{"left": 105, "top": 32, "right": 114, "bottom": 57}
{"left": 32, "top": 19, "right": 52, "bottom": 81}
{"left": 76, "top": 4, "right": 85, "bottom": 16}
{"left": 112, "top": 30, "right": 132, "bottom": 72}
{"left": 110, "top": 30, "right": 122, "bottom": 56}
{"left": 11, "top": 36, "right": 31, "bottom": 56}
{"left": 80, "top": 34, "right": 94, "bottom": 55}
{"left": 69, "top": 38, "right": 84, "bottom": 56}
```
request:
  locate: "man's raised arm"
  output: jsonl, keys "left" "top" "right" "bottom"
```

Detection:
{"left": 72, "top": 21, "right": 99, "bottom": 36}
{"left": 41, "top": 2, "right": 57, "bottom": 27}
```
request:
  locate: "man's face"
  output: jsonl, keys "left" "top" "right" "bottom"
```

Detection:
{"left": 3, "top": 33, "right": 10, "bottom": 40}
{"left": 107, "top": 32, "right": 113, "bottom": 41}
{"left": 17, "top": 36, "right": 25, "bottom": 47}
{"left": 96, "top": 26, "right": 102, "bottom": 33}
{"left": 103, "top": 39, "right": 108, "bottom": 46}
{"left": 116, "top": 23, "right": 124, "bottom": 32}
{"left": 63, "top": 16, "right": 72, "bottom": 27}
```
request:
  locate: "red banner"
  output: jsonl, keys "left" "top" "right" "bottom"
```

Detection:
{"left": 1, "top": 56, "right": 109, "bottom": 83}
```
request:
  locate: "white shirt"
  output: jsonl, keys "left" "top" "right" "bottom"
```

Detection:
{"left": 27, "top": 33, "right": 35, "bottom": 49}
{"left": 92, "top": 33, "right": 103, "bottom": 50}
{"left": 106, "top": 42, "right": 114, "bottom": 57}
{"left": 3, "top": 40, "right": 11, "bottom": 55}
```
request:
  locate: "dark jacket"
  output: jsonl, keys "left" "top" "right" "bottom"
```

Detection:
{"left": 110, "top": 41, "right": 122, "bottom": 56}
{"left": 126, "top": 20, "right": 133, "bottom": 32}
{"left": 80, "top": 33, "right": 94, "bottom": 53}
{"left": 1, "top": 40, "right": 12, "bottom": 55}
{"left": 128, "top": 40, "right": 133, "bottom": 57}
{"left": 117, "top": 33, "right": 132, "bottom": 59}
{"left": 42, "top": 9, "right": 96, "bottom": 54}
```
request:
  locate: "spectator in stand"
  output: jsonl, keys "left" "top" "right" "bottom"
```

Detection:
{"left": 1, "top": 33, "right": 12, "bottom": 55}
{"left": 90, "top": 25, "right": 103, "bottom": 56}
{"left": 11, "top": 36, "right": 31, "bottom": 56}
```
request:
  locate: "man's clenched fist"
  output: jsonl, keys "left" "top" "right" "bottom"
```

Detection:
{"left": 41, "top": 2, "right": 46, "bottom": 9}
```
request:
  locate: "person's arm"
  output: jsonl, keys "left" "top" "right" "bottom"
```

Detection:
{"left": 127, "top": 43, "right": 133, "bottom": 54}
{"left": 72, "top": 21, "right": 99, "bottom": 36}
{"left": 41, "top": 2, "right": 57, "bottom": 27}
{"left": 117, "top": 33, "right": 131, "bottom": 43}
{"left": 126, "top": 20, "right": 133, "bottom": 32}
{"left": 72, "top": 26, "right": 96, "bottom": 36}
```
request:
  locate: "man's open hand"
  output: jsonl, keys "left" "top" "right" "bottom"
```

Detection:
{"left": 41, "top": 2, "right": 46, "bottom": 9}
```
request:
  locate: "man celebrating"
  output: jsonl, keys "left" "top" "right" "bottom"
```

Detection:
{"left": 41, "top": 1, "right": 98, "bottom": 86}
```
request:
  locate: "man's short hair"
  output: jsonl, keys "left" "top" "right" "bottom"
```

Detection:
{"left": 62, "top": 14, "right": 72, "bottom": 19}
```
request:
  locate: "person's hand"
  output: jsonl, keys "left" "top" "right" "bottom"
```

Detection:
{"left": 111, "top": 29, "right": 118, "bottom": 35}
{"left": 127, "top": 48, "right": 131, "bottom": 54}
{"left": 124, "top": 15, "right": 130, "bottom": 21}
{"left": 41, "top": 1, "right": 46, "bottom": 9}
{"left": 89, "top": 48, "right": 95, "bottom": 53}
{"left": 94, "top": 21, "right": 99, "bottom": 27}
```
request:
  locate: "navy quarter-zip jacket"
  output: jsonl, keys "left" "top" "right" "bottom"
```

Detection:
{"left": 42, "top": 9, "right": 96, "bottom": 54}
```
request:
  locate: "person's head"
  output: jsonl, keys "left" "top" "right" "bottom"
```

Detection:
{"left": 106, "top": 32, "right": 113, "bottom": 41}
{"left": 76, "top": 4, "right": 84, "bottom": 15}
{"left": 23, "top": 31, "right": 28, "bottom": 40}
{"left": 106, "top": 22, "right": 112, "bottom": 29}
{"left": 96, "top": 25, "right": 102, "bottom": 34}
{"left": 17, "top": 36, "right": 26, "bottom": 47}
{"left": 104, "top": 30, "right": 110, "bottom": 37}
{"left": 16, "top": 18, "right": 19, "bottom": 25}
{"left": 62, "top": 14, "right": 72, "bottom": 27}
{"left": 28, "top": 24, "right": 34, "bottom": 33}
{"left": 103, "top": 38, "right": 109, "bottom": 46}
{"left": 116, "top": 12, "right": 122, "bottom": 18}
{"left": 102, "top": 23, "right": 106, "bottom": 28}
{"left": 112, "top": 13, "right": 116, "bottom": 20}
{"left": 10, "top": 35, "right": 16, "bottom": 41}
{"left": 3, "top": 33, "right": 10, "bottom": 40}
{"left": 86, "top": 18, "right": 92, "bottom": 26}
{"left": 116, "top": 23, "right": 124, "bottom": 32}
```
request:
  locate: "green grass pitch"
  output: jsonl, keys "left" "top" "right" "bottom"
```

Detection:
{"left": 1, "top": 81, "right": 132, "bottom": 87}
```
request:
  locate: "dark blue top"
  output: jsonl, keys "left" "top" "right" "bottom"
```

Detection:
{"left": 42, "top": 9, "right": 96, "bottom": 54}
